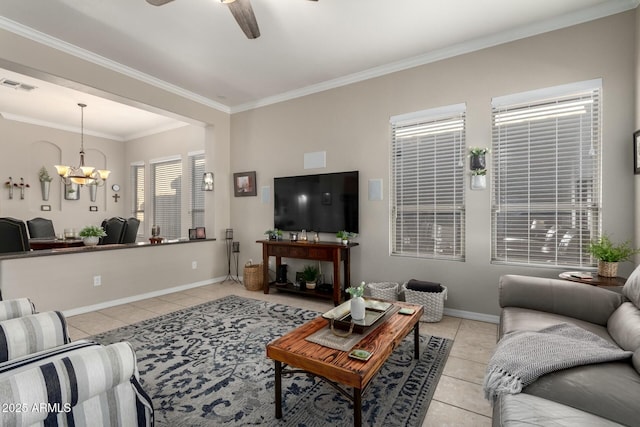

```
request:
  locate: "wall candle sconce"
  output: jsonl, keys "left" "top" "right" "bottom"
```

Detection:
{"left": 202, "top": 172, "right": 214, "bottom": 191}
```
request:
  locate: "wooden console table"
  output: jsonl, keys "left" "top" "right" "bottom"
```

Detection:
{"left": 257, "top": 240, "right": 359, "bottom": 306}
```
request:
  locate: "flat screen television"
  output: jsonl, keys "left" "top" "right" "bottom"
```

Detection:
{"left": 274, "top": 171, "right": 359, "bottom": 233}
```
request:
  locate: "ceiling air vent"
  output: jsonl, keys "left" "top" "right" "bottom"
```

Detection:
{"left": 0, "top": 78, "right": 37, "bottom": 91}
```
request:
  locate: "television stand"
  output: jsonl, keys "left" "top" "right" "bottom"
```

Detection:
{"left": 257, "top": 240, "right": 359, "bottom": 306}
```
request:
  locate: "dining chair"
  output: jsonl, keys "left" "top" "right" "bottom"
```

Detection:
{"left": 0, "top": 218, "right": 30, "bottom": 253}
{"left": 121, "top": 217, "right": 140, "bottom": 244}
{"left": 99, "top": 217, "right": 127, "bottom": 245}
{"left": 26, "top": 217, "right": 56, "bottom": 239}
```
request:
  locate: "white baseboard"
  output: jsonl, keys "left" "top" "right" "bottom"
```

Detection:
{"left": 443, "top": 307, "right": 500, "bottom": 324}
{"left": 62, "top": 276, "right": 227, "bottom": 317}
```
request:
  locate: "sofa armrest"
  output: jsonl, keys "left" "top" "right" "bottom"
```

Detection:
{"left": 0, "top": 311, "right": 70, "bottom": 363}
{"left": 0, "top": 342, "right": 145, "bottom": 426}
{"left": 0, "top": 298, "right": 36, "bottom": 321}
{"left": 499, "top": 274, "right": 624, "bottom": 326}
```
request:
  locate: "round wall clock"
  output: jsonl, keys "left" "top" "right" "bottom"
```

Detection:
{"left": 111, "top": 184, "right": 121, "bottom": 192}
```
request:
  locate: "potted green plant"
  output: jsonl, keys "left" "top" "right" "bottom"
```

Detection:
{"left": 78, "top": 225, "right": 107, "bottom": 246}
{"left": 265, "top": 228, "right": 283, "bottom": 241}
{"left": 469, "top": 147, "right": 489, "bottom": 170}
{"left": 302, "top": 264, "right": 319, "bottom": 289}
{"left": 470, "top": 168, "right": 487, "bottom": 190}
{"left": 587, "top": 234, "right": 640, "bottom": 277}
{"left": 336, "top": 231, "right": 356, "bottom": 244}
{"left": 38, "top": 166, "right": 53, "bottom": 201}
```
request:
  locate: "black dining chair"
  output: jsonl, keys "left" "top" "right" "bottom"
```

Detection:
{"left": 99, "top": 217, "right": 127, "bottom": 245}
{"left": 26, "top": 217, "right": 56, "bottom": 239}
{"left": 0, "top": 218, "right": 30, "bottom": 253}
{"left": 121, "top": 217, "right": 140, "bottom": 244}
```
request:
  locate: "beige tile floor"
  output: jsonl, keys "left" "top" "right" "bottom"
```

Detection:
{"left": 67, "top": 280, "right": 496, "bottom": 426}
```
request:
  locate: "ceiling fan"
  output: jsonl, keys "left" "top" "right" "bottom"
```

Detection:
{"left": 146, "top": 0, "right": 318, "bottom": 40}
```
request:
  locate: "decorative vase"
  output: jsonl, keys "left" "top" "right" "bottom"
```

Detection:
{"left": 471, "top": 175, "right": 486, "bottom": 190}
{"left": 306, "top": 281, "right": 316, "bottom": 290}
{"left": 88, "top": 184, "right": 97, "bottom": 202}
{"left": 598, "top": 260, "right": 618, "bottom": 277}
{"left": 350, "top": 296, "right": 365, "bottom": 321}
{"left": 40, "top": 181, "right": 50, "bottom": 201}
{"left": 83, "top": 236, "right": 99, "bottom": 246}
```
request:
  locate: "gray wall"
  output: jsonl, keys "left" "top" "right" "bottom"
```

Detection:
{"left": 230, "top": 11, "right": 637, "bottom": 317}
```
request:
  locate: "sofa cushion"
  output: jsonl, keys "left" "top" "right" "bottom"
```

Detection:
{"left": 607, "top": 302, "right": 640, "bottom": 352}
{"left": 495, "top": 393, "right": 625, "bottom": 426}
{"left": 623, "top": 264, "right": 640, "bottom": 308}
{"left": 0, "top": 298, "right": 35, "bottom": 322}
{"left": 500, "top": 307, "right": 615, "bottom": 343}
{"left": 0, "top": 311, "right": 70, "bottom": 362}
{"left": 523, "top": 360, "right": 640, "bottom": 426}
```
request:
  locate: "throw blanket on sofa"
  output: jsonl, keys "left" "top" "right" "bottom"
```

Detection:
{"left": 483, "top": 323, "right": 632, "bottom": 402}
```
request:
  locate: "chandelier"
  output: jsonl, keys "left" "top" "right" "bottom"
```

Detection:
{"left": 54, "top": 103, "right": 111, "bottom": 186}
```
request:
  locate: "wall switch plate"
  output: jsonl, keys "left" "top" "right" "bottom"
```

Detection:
{"left": 93, "top": 275, "right": 101, "bottom": 287}
{"left": 192, "top": 261, "right": 197, "bottom": 269}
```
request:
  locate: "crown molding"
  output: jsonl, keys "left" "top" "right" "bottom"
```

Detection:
{"left": 1, "top": 0, "right": 637, "bottom": 116}
{"left": 1, "top": 111, "right": 125, "bottom": 141}
{"left": 0, "top": 17, "right": 231, "bottom": 115}
{"left": 230, "top": 0, "right": 639, "bottom": 113}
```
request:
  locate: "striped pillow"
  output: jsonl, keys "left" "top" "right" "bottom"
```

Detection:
{"left": 0, "top": 311, "right": 70, "bottom": 363}
{"left": 0, "top": 298, "right": 36, "bottom": 321}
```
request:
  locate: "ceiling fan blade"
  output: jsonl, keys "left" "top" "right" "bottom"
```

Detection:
{"left": 227, "top": 0, "right": 260, "bottom": 39}
{"left": 146, "top": 0, "right": 174, "bottom": 5}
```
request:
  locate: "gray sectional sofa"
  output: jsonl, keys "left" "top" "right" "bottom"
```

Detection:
{"left": 490, "top": 273, "right": 640, "bottom": 426}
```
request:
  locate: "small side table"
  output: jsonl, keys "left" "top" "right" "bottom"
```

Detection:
{"left": 559, "top": 272, "right": 625, "bottom": 293}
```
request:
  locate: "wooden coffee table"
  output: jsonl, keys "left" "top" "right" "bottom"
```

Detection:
{"left": 266, "top": 300, "right": 423, "bottom": 427}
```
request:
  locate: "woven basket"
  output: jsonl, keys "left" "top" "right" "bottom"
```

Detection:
{"left": 401, "top": 282, "right": 448, "bottom": 322}
{"left": 597, "top": 261, "right": 618, "bottom": 278}
{"left": 243, "top": 263, "right": 263, "bottom": 291}
{"left": 366, "top": 282, "right": 399, "bottom": 301}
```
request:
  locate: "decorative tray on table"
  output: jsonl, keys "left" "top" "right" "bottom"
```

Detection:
{"left": 322, "top": 299, "right": 393, "bottom": 333}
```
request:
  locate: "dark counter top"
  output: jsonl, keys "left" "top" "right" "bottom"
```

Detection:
{"left": 0, "top": 238, "right": 217, "bottom": 261}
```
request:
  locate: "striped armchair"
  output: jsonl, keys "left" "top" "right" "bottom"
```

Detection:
{"left": 0, "top": 300, "right": 153, "bottom": 426}
{"left": 0, "top": 341, "right": 153, "bottom": 426}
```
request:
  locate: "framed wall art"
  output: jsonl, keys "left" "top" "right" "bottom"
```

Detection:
{"left": 233, "top": 171, "right": 257, "bottom": 197}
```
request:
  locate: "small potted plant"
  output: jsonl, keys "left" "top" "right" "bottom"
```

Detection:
{"left": 302, "top": 264, "right": 319, "bottom": 290}
{"left": 469, "top": 147, "right": 490, "bottom": 170}
{"left": 346, "top": 281, "right": 366, "bottom": 321}
{"left": 336, "top": 231, "right": 356, "bottom": 244}
{"left": 78, "top": 225, "right": 107, "bottom": 246}
{"left": 470, "top": 168, "right": 487, "bottom": 190}
{"left": 587, "top": 234, "right": 640, "bottom": 277}
{"left": 264, "top": 228, "right": 283, "bottom": 241}
{"left": 38, "top": 166, "right": 53, "bottom": 201}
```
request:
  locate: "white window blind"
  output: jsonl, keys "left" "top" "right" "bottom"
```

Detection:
{"left": 390, "top": 104, "right": 466, "bottom": 260}
{"left": 491, "top": 80, "right": 601, "bottom": 267}
{"left": 152, "top": 158, "right": 182, "bottom": 240}
{"left": 190, "top": 153, "right": 205, "bottom": 228}
{"left": 131, "top": 163, "right": 145, "bottom": 235}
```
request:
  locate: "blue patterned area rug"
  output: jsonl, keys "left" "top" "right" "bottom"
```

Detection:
{"left": 91, "top": 295, "right": 452, "bottom": 426}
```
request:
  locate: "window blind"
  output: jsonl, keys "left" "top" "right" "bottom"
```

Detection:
{"left": 190, "top": 153, "right": 205, "bottom": 228}
{"left": 390, "top": 104, "right": 466, "bottom": 260}
{"left": 131, "top": 163, "right": 145, "bottom": 235}
{"left": 151, "top": 158, "right": 182, "bottom": 240}
{"left": 491, "top": 81, "right": 601, "bottom": 267}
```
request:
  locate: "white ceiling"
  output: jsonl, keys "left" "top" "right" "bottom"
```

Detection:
{"left": 0, "top": 0, "right": 637, "bottom": 138}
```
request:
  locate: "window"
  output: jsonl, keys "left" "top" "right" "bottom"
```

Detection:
{"left": 151, "top": 157, "right": 182, "bottom": 240}
{"left": 491, "top": 80, "right": 601, "bottom": 267}
{"left": 390, "top": 104, "right": 466, "bottom": 260}
{"left": 189, "top": 152, "right": 206, "bottom": 228}
{"left": 131, "top": 162, "right": 145, "bottom": 235}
